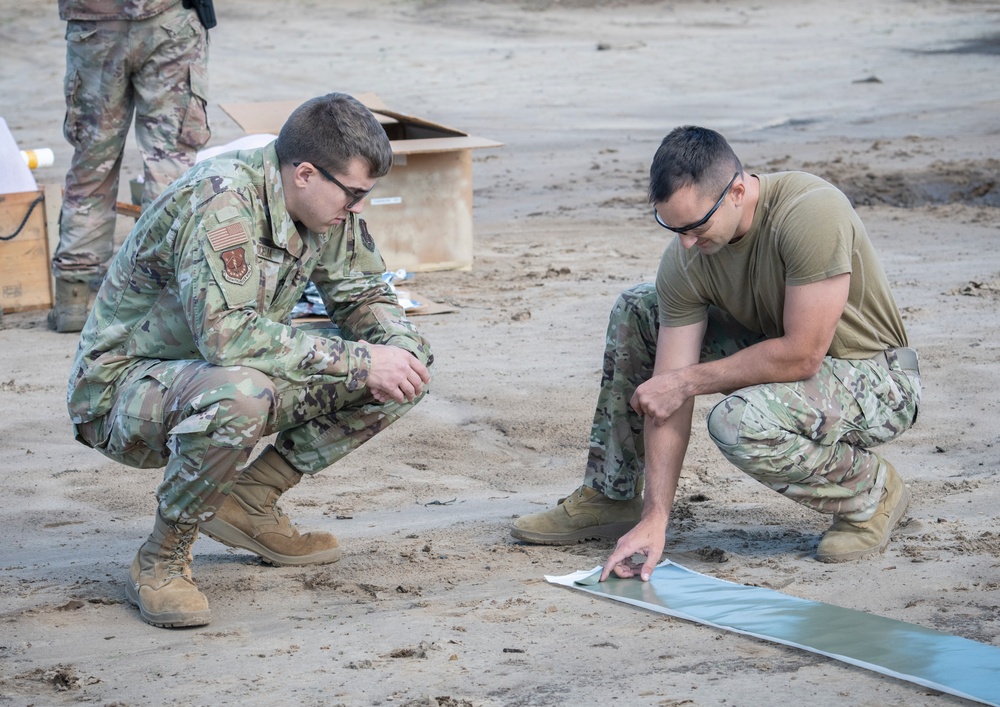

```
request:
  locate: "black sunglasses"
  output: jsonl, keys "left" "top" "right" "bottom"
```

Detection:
{"left": 293, "top": 161, "right": 374, "bottom": 208}
{"left": 654, "top": 172, "right": 740, "bottom": 234}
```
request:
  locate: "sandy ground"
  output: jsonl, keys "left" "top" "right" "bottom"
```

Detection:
{"left": 1, "top": 0, "right": 1000, "bottom": 705}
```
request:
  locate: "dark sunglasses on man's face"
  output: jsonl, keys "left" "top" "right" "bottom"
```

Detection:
{"left": 293, "top": 161, "right": 374, "bottom": 208}
{"left": 654, "top": 172, "right": 740, "bottom": 234}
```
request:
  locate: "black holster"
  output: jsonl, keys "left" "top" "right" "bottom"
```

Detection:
{"left": 182, "top": 0, "right": 217, "bottom": 30}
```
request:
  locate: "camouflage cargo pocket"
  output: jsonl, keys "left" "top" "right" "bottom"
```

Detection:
{"left": 178, "top": 62, "right": 211, "bottom": 149}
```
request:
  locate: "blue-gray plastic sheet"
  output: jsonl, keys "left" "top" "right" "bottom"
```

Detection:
{"left": 546, "top": 560, "right": 1000, "bottom": 706}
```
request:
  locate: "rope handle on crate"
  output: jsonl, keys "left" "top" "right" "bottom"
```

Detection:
{"left": 0, "top": 195, "right": 45, "bottom": 241}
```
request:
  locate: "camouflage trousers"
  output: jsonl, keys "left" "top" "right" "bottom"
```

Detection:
{"left": 53, "top": 3, "right": 210, "bottom": 284}
{"left": 76, "top": 356, "right": 423, "bottom": 524}
{"left": 584, "top": 284, "right": 921, "bottom": 520}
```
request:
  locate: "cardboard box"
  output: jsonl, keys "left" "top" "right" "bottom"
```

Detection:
{"left": 219, "top": 95, "right": 502, "bottom": 272}
{"left": 0, "top": 188, "right": 55, "bottom": 313}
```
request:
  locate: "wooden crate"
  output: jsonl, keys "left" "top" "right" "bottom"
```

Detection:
{"left": 0, "top": 188, "right": 55, "bottom": 313}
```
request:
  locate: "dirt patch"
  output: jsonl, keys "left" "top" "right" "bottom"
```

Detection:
{"left": 809, "top": 159, "right": 1000, "bottom": 207}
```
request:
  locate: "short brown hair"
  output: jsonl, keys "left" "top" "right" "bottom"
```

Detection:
{"left": 648, "top": 126, "right": 743, "bottom": 205}
{"left": 275, "top": 93, "right": 393, "bottom": 178}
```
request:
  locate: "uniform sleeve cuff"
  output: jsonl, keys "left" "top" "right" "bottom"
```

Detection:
{"left": 345, "top": 341, "right": 373, "bottom": 392}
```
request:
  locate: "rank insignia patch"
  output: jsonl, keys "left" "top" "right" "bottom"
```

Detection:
{"left": 359, "top": 219, "right": 376, "bottom": 252}
{"left": 221, "top": 247, "right": 252, "bottom": 285}
{"left": 207, "top": 221, "right": 250, "bottom": 251}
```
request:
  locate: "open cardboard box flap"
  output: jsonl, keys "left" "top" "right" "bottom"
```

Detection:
{"left": 220, "top": 94, "right": 502, "bottom": 155}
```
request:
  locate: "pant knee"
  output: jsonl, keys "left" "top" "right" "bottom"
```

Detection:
{"left": 199, "top": 366, "right": 277, "bottom": 440}
{"left": 707, "top": 395, "right": 748, "bottom": 448}
{"left": 226, "top": 367, "right": 275, "bottom": 414}
{"left": 606, "top": 284, "right": 659, "bottom": 352}
{"left": 610, "top": 284, "right": 657, "bottom": 322}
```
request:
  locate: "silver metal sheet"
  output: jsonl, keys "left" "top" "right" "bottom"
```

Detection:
{"left": 547, "top": 560, "right": 1000, "bottom": 706}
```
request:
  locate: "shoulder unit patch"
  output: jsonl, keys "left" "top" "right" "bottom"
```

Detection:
{"left": 220, "top": 247, "right": 252, "bottom": 285}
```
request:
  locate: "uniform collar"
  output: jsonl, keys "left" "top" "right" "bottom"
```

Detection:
{"left": 262, "top": 143, "right": 304, "bottom": 258}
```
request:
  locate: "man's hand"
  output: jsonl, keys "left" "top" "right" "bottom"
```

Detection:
{"left": 365, "top": 342, "right": 430, "bottom": 404}
{"left": 599, "top": 516, "right": 668, "bottom": 582}
{"left": 630, "top": 370, "right": 689, "bottom": 424}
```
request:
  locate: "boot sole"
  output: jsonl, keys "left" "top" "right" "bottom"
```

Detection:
{"left": 125, "top": 580, "right": 211, "bottom": 628}
{"left": 816, "top": 484, "right": 912, "bottom": 563}
{"left": 510, "top": 521, "right": 638, "bottom": 546}
{"left": 201, "top": 518, "right": 341, "bottom": 567}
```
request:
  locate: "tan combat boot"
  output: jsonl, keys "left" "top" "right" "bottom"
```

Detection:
{"left": 47, "top": 279, "right": 90, "bottom": 333}
{"left": 816, "top": 457, "right": 910, "bottom": 563}
{"left": 510, "top": 478, "right": 644, "bottom": 545}
{"left": 201, "top": 445, "right": 341, "bottom": 566}
{"left": 126, "top": 512, "right": 211, "bottom": 628}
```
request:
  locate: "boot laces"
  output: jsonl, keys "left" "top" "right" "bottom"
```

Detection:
{"left": 259, "top": 488, "right": 286, "bottom": 519}
{"left": 164, "top": 526, "right": 197, "bottom": 581}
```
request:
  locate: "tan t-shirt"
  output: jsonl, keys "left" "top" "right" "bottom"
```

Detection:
{"left": 655, "top": 171, "right": 907, "bottom": 359}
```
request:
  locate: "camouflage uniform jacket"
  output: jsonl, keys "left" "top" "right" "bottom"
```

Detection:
{"left": 59, "top": 0, "right": 182, "bottom": 21}
{"left": 67, "top": 142, "right": 430, "bottom": 426}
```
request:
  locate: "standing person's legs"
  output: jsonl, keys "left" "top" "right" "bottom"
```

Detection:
{"left": 51, "top": 19, "right": 135, "bottom": 332}
{"left": 130, "top": 4, "right": 210, "bottom": 205}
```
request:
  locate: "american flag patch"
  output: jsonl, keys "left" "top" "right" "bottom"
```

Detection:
{"left": 206, "top": 221, "right": 249, "bottom": 251}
